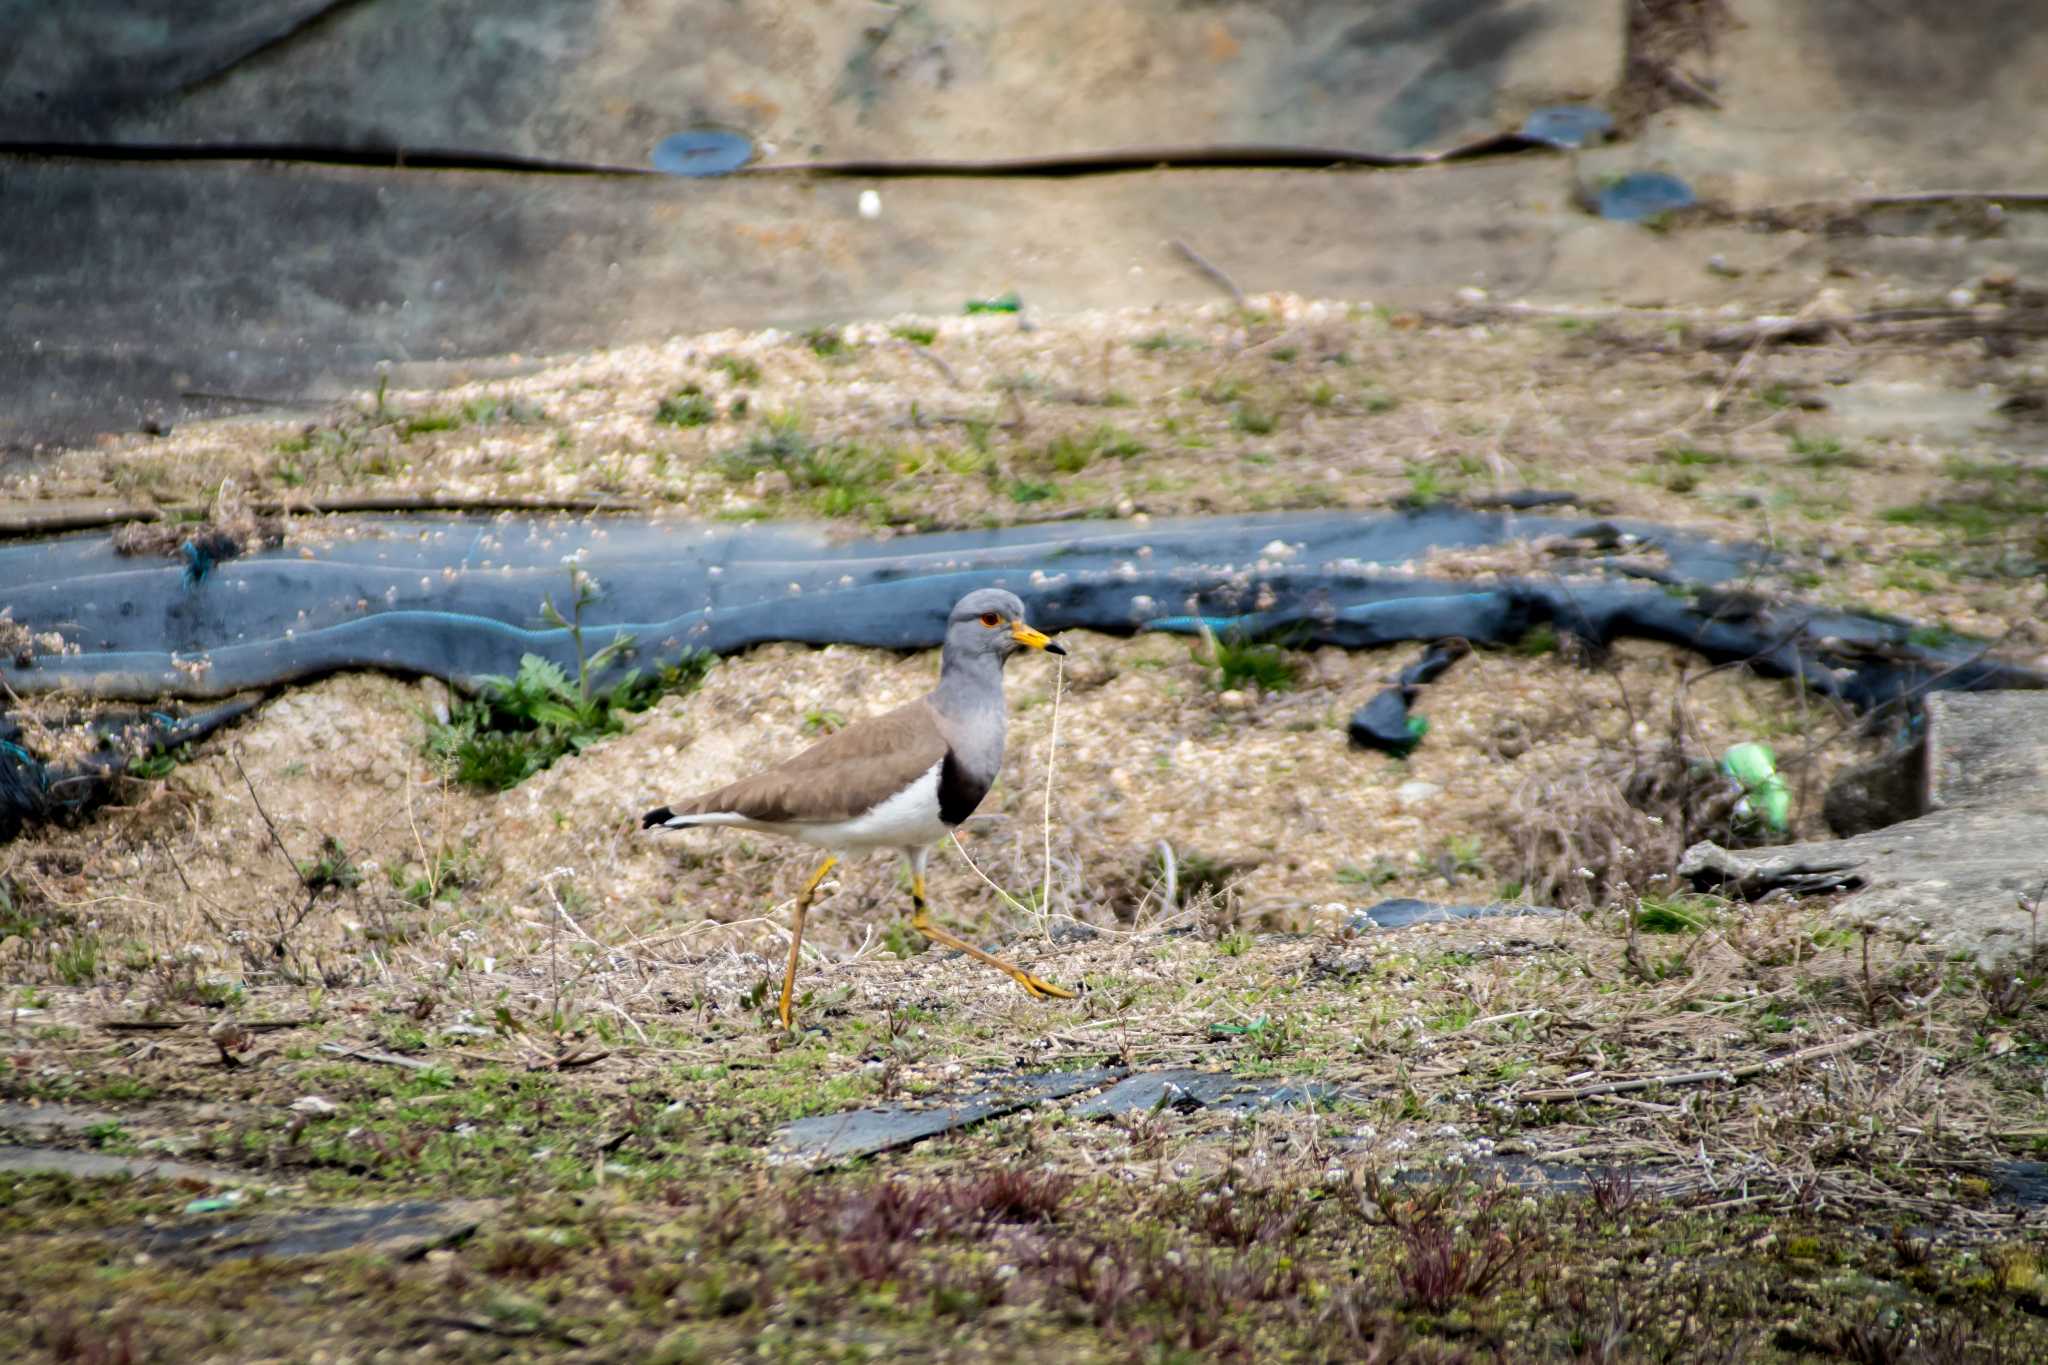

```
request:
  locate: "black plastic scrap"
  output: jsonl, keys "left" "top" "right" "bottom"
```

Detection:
{"left": 1069, "top": 1069, "right": 1344, "bottom": 1119}
{"left": 767, "top": 1065, "right": 1342, "bottom": 1164}
{"left": 1348, "top": 637, "right": 1471, "bottom": 755}
{"left": 0, "top": 695, "right": 261, "bottom": 842}
{"left": 768, "top": 1067, "right": 1122, "bottom": 1165}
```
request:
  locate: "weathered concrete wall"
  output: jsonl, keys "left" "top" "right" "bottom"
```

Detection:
{"left": 2, "top": 1, "right": 1618, "bottom": 159}
{"left": 7, "top": 1, "right": 2048, "bottom": 453}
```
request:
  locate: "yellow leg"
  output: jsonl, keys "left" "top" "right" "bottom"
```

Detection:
{"left": 779, "top": 855, "right": 837, "bottom": 1030}
{"left": 910, "top": 873, "right": 1077, "bottom": 1001}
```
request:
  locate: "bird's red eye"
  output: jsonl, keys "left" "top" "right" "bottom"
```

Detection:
{"left": 978, "top": 611, "right": 1001, "bottom": 627}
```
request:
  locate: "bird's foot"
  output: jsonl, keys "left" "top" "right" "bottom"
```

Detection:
{"left": 1010, "top": 969, "right": 1078, "bottom": 1001}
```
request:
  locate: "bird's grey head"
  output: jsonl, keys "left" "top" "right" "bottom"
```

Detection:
{"left": 945, "top": 588, "right": 1065, "bottom": 665}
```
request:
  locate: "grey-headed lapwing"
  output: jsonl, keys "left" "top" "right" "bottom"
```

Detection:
{"left": 642, "top": 588, "right": 1075, "bottom": 1028}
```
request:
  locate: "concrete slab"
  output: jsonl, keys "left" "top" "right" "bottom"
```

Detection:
{"left": 1682, "top": 692, "right": 2048, "bottom": 969}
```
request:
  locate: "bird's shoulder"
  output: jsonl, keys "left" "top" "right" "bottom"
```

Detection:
{"left": 772, "top": 695, "right": 947, "bottom": 777}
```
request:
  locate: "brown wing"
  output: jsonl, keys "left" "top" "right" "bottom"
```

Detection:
{"left": 668, "top": 698, "right": 948, "bottom": 824}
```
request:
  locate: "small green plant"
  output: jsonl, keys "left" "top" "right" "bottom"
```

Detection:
{"left": 1417, "top": 836, "right": 1488, "bottom": 882}
{"left": 1230, "top": 405, "right": 1276, "bottom": 436}
{"left": 425, "top": 569, "right": 714, "bottom": 789}
{"left": 297, "top": 835, "right": 363, "bottom": 894}
{"left": 1633, "top": 894, "right": 1720, "bottom": 933}
{"left": 1194, "top": 624, "right": 1300, "bottom": 693}
{"left": 1038, "top": 424, "right": 1144, "bottom": 473}
{"left": 1008, "top": 478, "right": 1058, "bottom": 504}
{"left": 1659, "top": 444, "right": 1729, "bottom": 467}
{"left": 712, "top": 353, "right": 761, "bottom": 384}
{"left": 655, "top": 385, "right": 716, "bottom": 428}
{"left": 1907, "top": 624, "right": 1963, "bottom": 649}
{"left": 1788, "top": 432, "right": 1866, "bottom": 469}
{"left": 0, "top": 879, "right": 47, "bottom": 941}
{"left": 1512, "top": 625, "right": 1558, "bottom": 657}
{"left": 461, "top": 396, "right": 536, "bottom": 426}
{"left": 1133, "top": 332, "right": 1197, "bottom": 352}
{"left": 398, "top": 411, "right": 463, "bottom": 441}
{"left": 800, "top": 327, "right": 848, "bottom": 358}
{"left": 1399, "top": 461, "right": 1448, "bottom": 509}
{"left": 803, "top": 708, "right": 847, "bottom": 734}
{"left": 53, "top": 933, "right": 100, "bottom": 986}
{"left": 715, "top": 415, "right": 892, "bottom": 516}
{"left": 1336, "top": 858, "right": 1402, "bottom": 889}
{"left": 716, "top": 411, "right": 808, "bottom": 480}
{"left": 890, "top": 324, "right": 937, "bottom": 345}
{"left": 82, "top": 1121, "right": 130, "bottom": 1150}
{"left": 391, "top": 844, "right": 486, "bottom": 908}
{"left": 129, "top": 742, "right": 193, "bottom": 780}
{"left": 1217, "top": 931, "right": 1254, "bottom": 957}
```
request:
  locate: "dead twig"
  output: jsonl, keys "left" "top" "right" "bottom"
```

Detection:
{"left": 1168, "top": 238, "right": 1246, "bottom": 308}
{"left": 1516, "top": 1027, "right": 1886, "bottom": 1102}
{"left": 318, "top": 1042, "right": 438, "bottom": 1073}
{"left": 893, "top": 340, "right": 959, "bottom": 388}
{"left": 101, "top": 1016, "right": 314, "bottom": 1034}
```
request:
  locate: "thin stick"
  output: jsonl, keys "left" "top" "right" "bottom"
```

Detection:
{"left": 1156, "top": 840, "right": 1178, "bottom": 921}
{"left": 232, "top": 750, "right": 298, "bottom": 874}
{"left": 893, "top": 339, "right": 960, "bottom": 388}
{"left": 1168, "top": 238, "right": 1246, "bottom": 307}
{"left": 1039, "top": 655, "right": 1064, "bottom": 937}
{"left": 949, "top": 830, "right": 1037, "bottom": 919}
{"left": 1516, "top": 1028, "right": 1884, "bottom": 1102}
{"left": 318, "top": 1042, "right": 437, "bottom": 1072}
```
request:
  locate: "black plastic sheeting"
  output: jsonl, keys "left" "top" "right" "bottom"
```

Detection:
{"left": 2, "top": 505, "right": 2041, "bottom": 841}
{"left": 2, "top": 505, "right": 2034, "bottom": 709}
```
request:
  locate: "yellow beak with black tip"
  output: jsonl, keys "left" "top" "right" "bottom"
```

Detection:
{"left": 1012, "top": 620, "right": 1066, "bottom": 655}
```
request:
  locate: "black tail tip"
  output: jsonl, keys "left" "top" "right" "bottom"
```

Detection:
{"left": 640, "top": 806, "right": 673, "bottom": 830}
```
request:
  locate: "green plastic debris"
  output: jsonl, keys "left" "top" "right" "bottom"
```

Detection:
{"left": 183, "top": 1192, "right": 244, "bottom": 1215}
{"left": 964, "top": 291, "right": 1021, "bottom": 314}
{"left": 1721, "top": 741, "right": 1790, "bottom": 831}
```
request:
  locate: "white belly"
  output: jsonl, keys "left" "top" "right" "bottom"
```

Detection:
{"left": 787, "top": 761, "right": 950, "bottom": 852}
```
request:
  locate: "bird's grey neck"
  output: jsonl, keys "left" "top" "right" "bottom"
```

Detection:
{"left": 931, "top": 649, "right": 1006, "bottom": 721}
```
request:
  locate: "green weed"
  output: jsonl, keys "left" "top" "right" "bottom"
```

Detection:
{"left": 655, "top": 385, "right": 717, "bottom": 428}
{"left": 1634, "top": 894, "right": 1722, "bottom": 934}
{"left": 1194, "top": 626, "right": 1300, "bottom": 693}
{"left": 397, "top": 411, "right": 462, "bottom": 441}
{"left": 1660, "top": 444, "right": 1730, "bottom": 467}
{"left": 128, "top": 742, "right": 193, "bottom": 781}
{"left": 425, "top": 570, "right": 713, "bottom": 789}
{"left": 1231, "top": 405, "right": 1276, "bottom": 436}
{"left": 1788, "top": 433, "right": 1867, "bottom": 469}
{"left": 1336, "top": 859, "right": 1402, "bottom": 889}
{"left": 1037, "top": 424, "right": 1145, "bottom": 472}
{"left": 800, "top": 328, "right": 848, "bottom": 358}
{"left": 712, "top": 354, "right": 761, "bottom": 384}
